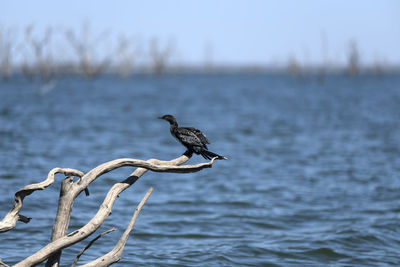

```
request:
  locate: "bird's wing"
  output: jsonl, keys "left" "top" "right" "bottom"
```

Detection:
{"left": 176, "top": 127, "right": 207, "bottom": 148}
{"left": 182, "top": 127, "right": 210, "bottom": 144}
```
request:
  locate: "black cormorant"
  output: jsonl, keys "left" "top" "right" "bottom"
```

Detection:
{"left": 158, "top": 115, "right": 227, "bottom": 160}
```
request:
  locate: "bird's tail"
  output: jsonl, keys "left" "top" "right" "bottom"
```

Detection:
{"left": 201, "top": 150, "right": 227, "bottom": 160}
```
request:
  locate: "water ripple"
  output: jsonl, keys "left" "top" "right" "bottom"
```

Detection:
{"left": 1, "top": 74, "right": 400, "bottom": 266}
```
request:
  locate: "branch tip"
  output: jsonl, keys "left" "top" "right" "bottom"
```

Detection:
{"left": 18, "top": 215, "right": 32, "bottom": 224}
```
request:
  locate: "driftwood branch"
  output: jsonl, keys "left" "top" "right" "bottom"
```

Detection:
{"left": 79, "top": 187, "right": 154, "bottom": 267}
{"left": 45, "top": 176, "right": 88, "bottom": 267}
{"left": 0, "top": 151, "right": 219, "bottom": 267}
{"left": 0, "top": 258, "right": 10, "bottom": 267}
{"left": 0, "top": 168, "right": 84, "bottom": 233}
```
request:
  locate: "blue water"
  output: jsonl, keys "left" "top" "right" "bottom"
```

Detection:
{"left": 0, "top": 73, "right": 400, "bottom": 266}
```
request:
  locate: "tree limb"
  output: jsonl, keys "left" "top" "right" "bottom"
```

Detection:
{"left": 46, "top": 176, "right": 84, "bottom": 267}
{"left": 0, "top": 168, "right": 84, "bottom": 233}
{"left": 14, "top": 153, "right": 216, "bottom": 266}
{"left": 46, "top": 153, "right": 198, "bottom": 267}
{"left": 0, "top": 258, "right": 10, "bottom": 267}
{"left": 79, "top": 187, "right": 154, "bottom": 267}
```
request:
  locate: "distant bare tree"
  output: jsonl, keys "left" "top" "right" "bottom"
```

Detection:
{"left": 149, "top": 38, "right": 175, "bottom": 75}
{"left": 287, "top": 55, "right": 301, "bottom": 76}
{"left": 22, "top": 25, "right": 54, "bottom": 81}
{"left": 115, "top": 34, "right": 140, "bottom": 77}
{"left": 65, "top": 22, "right": 110, "bottom": 78}
{"left": 318, "top": 30, "right": 329, "bottom": 83}
{"left": 20, "top": 26, "right": 35, "bottom": 81}
{"left": 347, "top": 40, "right": 359, "bottom": 76}
{"left": 0, "top": 26, "right": 14, "bottom": 80}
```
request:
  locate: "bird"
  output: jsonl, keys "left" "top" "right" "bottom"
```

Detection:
{"left": 158, "top": 114, "right": 227, "bottom": 160}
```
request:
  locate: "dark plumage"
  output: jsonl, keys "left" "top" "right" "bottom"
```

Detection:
{"left": 158, "top": 115, "right": 227, "bottom": 160}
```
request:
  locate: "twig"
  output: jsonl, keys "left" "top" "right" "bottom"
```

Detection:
{"left": 71, "top": 228, "right": 116, "bottom": 267}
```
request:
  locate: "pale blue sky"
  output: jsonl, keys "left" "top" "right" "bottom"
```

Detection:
{"left": 2, "top": 0, "right": 399, "bottom": 66}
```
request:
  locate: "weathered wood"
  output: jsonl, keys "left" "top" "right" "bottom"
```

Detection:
{"left": 0, "top": 168, "right": 83, "bottom": 233}
{"left": 79, "top": 187, "right": 154, "bottom": 267}
{"left": 11, "top": 153, "right": 217, "bottom": 266}
{"left": 0, "top": 258, "right": 10, "bottom": 267}
{"left": 45, "top": 177, "right": 79, "bottom": 267}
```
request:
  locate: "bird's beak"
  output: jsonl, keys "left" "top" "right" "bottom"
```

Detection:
{"left": 157, "top": 116, "right": 163, "bottom": 120}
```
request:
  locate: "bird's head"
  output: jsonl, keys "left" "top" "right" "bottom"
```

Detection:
{"left": 158, "top": 114, "right": 177, "bottom": 125}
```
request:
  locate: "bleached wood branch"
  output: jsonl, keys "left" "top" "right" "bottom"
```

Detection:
{"left": 0, "top": 258, "right": 10, "bottom": 267}
{"left": 79, "top": 187, "right": 154, "bottom": 267}
{"left": 0, "top": 168, "right": 84, "bottom": 233}
{"left": 45, "top": 177, "right": 87, "bottom": 267}
{"left": 12, "top": 153, "right": 217, "bottom": 267}
{"left": 45, "top": 153, "right": 196, "bottom": 267}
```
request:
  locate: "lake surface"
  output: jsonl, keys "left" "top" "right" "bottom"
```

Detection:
{"left": 0, "top": 73, "right": 400, "bottom": 266}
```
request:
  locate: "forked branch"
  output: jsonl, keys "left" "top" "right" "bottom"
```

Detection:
{"left": 2, "top": 153, "right": 219, "bottom": 267}
{"left": 78, "top": 187, "right": 154, "bottom": 267}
